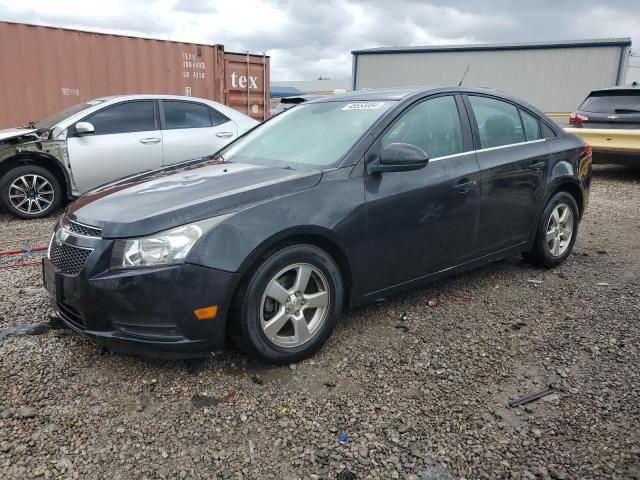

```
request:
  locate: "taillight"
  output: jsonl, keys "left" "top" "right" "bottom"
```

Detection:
{"left": 569, "top": 112, "right": 589, "bottom": 124}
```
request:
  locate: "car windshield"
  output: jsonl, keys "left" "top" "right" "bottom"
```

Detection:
{"left": 580, "top": 91, "right": 640, "bottom": 113}
{"left": 32, "top": 100, "right": 105, "bottom": 130}
{"left": 222, "top": 100, "right": 395, "bottom": 168}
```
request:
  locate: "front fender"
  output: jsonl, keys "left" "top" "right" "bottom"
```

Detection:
{"left": 186, "top": 172, "right": 366, "bottom": 276}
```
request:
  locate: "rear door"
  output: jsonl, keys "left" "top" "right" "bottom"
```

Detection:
{"left": 159, "top": 100, "right": 238, "bottom": 165}
{"left": 576, "top": 89, "right": 640, "bottom": 129}
{"left": 465, "top": 94, "right": 548, "bottom": 256}
{"left": 363, "top": 94, "right": 480, "bottom": 293}
{"left": 66, "top": 100, "right": 163, "bottom": 193}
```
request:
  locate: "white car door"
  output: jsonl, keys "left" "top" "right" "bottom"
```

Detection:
{"left": 66, "top": 100, "right": 163, "bottom": 193}
{"left": 159, "top": 100, "right": 238, "bottom": 165}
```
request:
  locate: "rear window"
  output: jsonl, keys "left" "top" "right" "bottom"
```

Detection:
{"left": 580, "top": 91, "right": 640, "bottom": 113}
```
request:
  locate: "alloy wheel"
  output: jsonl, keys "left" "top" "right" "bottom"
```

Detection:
{"left": 546, "top": 203, "right": 574, "bottom": 257}
{"left": 260, "top": 263, "right": 331, "bottom": 348}
{"left": 8, "top": 174, "right": 55, "bottom": 215}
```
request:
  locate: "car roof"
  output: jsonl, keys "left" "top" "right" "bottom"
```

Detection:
{"left": 93, "top": 94, "right": 216, "bottom": 102}
{"left": 306, "top": 86, "right": 520, "bottom": 103}
{"left": 588, "top": 85, "right": 640, "bottom": 95}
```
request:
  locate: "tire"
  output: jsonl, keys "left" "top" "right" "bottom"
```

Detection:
{"left": 229, "top": 244, "right": 344, "bottom": 364}
{"left": 523, "top": 191, "right": 579, "bottom": 268}
{"left": 0, "top": 165, "right": 63, "bottom": 219}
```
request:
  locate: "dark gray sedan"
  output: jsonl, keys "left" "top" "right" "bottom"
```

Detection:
{"left": 43, "top": 87, "right": 592, "bottom": 363}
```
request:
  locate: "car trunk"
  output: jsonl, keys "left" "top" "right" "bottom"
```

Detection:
{"left": 573, "top": 89, "right": 640, "bottom": 129}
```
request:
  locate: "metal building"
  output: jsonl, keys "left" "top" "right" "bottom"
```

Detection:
{"left": 351, "top": 38, "right": 631, "bottom": 113}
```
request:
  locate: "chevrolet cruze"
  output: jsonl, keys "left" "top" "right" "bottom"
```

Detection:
{"left": 43, "top": 87, "right": 592, "bottom": 363}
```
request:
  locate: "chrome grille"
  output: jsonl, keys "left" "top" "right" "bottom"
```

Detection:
{"left": 49, "top": 242, "right": 92, "bottom": 275}
{"left": 65, "top": 220, "right": 101, "bottom": 238}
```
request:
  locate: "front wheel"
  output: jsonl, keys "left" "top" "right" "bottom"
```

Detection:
{"left": 229, "top": 244, "right": 344, "bottom": 364}
{"left": 524, "top": 191, "right": 579, "bottom": 268}
{"left": 0, "top": 165, "right": 62, "bottom": 219}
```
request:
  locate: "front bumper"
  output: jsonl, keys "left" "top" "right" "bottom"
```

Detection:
{"left": 42, "top": 234, "right": 240, "bottom": 359}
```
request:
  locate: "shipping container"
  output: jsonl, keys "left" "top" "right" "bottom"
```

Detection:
{"left": 351, "top": 38, "right": 631, "bottom": 113}
{"left": 0, "top": 21, "right": 270, "bottom": 128}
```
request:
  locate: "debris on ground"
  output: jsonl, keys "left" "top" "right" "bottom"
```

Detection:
{"left": 394, "top": 324, "right": 409, "bottom": 332}
{"left": 427, "top": 299, "right": 440, "bottom": 307}
{"left": 191, "top": 394, "right": 221, "bottom": 408}
{"left": 508, "top": 387, "right": 556, "bottom": 407}
{"left": 222, "top": 389, "right": 236, "bottom": 402}
{"left": 448, "top": 294, "right": 474, "bottom": 302}
{"left": 336, "top": 470, "right": 356, "bottom": 480}
{"left": 527, "top": 279, "right": 543, "bottom": 285}
{"left": 338, "top": 433, "right": 349, "bottom": 443}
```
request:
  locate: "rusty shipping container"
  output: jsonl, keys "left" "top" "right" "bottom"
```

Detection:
{"left": 0, "top": 21, "right": 270, "bottom": 128}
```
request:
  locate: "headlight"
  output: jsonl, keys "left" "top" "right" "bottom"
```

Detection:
{"left": 111, "top": 215, "right": 230, "bottom": 269}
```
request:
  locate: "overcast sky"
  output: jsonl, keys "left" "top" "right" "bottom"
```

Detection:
{"left": 0, "top": 0, "right": 638, "bottom": 81}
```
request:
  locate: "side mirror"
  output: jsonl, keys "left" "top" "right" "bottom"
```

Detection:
{"left": 369, "top": 143, "right": 430, "bottom": 174}
{"left": 74, "top": 121, "right": 95, "bottom": 136}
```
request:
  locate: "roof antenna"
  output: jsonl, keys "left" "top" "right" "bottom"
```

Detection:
{"left": 458, "top": 65, "right": 470, "bottom": 86}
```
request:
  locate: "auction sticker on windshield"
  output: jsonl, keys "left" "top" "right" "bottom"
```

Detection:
{"left": 342, "top": 102, "right": 386, "bottom": 111}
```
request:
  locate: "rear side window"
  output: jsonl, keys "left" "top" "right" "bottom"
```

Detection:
{"left": 469, "top": 96, "right": 525, "bottom": 148}
{"left": 163, "top": 101, "right": 213, "bottom": 129}
{"left": 520, "top": 109, "right": 541, "bottom": 141}
{"left": 381, "top": 96, "right": 464, "bottom": 158}
{"left": 542, "top": 122, "right": 557, "bottom": 139}
{"left": 580, "top": 91, "right": 640, "bottom": 113}
{"left": 87, "top": 101, "right": 155, "bottom": 135}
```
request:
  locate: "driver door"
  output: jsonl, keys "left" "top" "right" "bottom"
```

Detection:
{"left": 66, "top": 100, "right": 163, "bottom": 193}
{"left": 363, "top": 94, "right": 480, "bottom": 294}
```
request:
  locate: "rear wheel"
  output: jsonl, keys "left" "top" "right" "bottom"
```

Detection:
{"left": 0, "top": 165, "right": 62, "bottom": 219}
{"left": 524, "top": 191, "right": 579, "bottom": 268}
{"left": 229, "top": 244, "right": 344, "bottom": 364}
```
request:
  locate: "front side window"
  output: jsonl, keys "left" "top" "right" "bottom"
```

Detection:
{"left": 221, "top": 100, "right": 395, "bottom": 168}
{"left": 163, "top": 101, "right": 214, "bottom": 129}
{"left": 520, "top": 109, "right": 541, "bottom": 141}
{"left": 87, "top": 101, "right": 155, "bottom": 135}
{"left": 469, "top": 96, "right": 525, "bottom": 149}
{"left": 381, "top": 95, "right": 464, "bottom": 158}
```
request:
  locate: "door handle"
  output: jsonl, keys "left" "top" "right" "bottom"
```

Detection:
{"left": 526, "top": 161, "right": 546, "bottom": 171}
{"left": 139, "top": 137, "right": 161, "bottom": 144}
{"left": 455, "top": 179, "right": 477, "bottom": 195}
{"left": 215, "top": 132, "right": 234, "bottom": 138}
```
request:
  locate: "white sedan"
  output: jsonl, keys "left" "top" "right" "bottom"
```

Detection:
{"left": 0, "top": 95, "right": 258, "bottom": 218}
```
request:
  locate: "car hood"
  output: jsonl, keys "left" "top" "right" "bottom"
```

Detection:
{"left": 0, "top": 127, "right": 37, "bottom": 142}
{"left": 67, "top": 160, "right": 322, "bottom": 238}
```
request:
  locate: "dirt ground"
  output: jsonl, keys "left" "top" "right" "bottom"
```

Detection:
{"left": 0, "top": 164, "right": 638, "bottom": 480}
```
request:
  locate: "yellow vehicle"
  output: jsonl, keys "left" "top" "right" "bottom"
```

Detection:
{"left": 565, "top": 85, "right": 640, "bottom": 164}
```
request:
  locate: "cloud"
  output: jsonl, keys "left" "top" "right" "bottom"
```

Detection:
{"left": 0, "top": 0, "right": 637, "bottom": 80}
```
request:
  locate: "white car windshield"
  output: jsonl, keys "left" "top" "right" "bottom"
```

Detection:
{"left": 222, "top": 100, "right": 395, "bottom": 168}
{"left": 33, "top": 100, "right": 105, "bottom": 130}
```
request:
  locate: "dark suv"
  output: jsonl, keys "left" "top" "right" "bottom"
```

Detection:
{"left": 567, "top": 85, "right": 640, "bottom": 163}
{"left": 43, "top": 87, "right": 592, "bottom": 363}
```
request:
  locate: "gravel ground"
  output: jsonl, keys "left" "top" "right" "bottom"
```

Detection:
{"left": 0, "top": 165, "right": 639, "bottom": 480}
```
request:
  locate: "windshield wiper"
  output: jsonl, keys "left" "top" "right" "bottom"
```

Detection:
{"left": 614, "top": 108, "right": 640, "bottom": 114}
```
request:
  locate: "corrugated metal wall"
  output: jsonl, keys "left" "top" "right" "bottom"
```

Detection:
{"left": 353, "top": 45, "right": 629, "bottom": 112}
{"left": 0, "top": 22, "right": 270, "bottom": 128}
